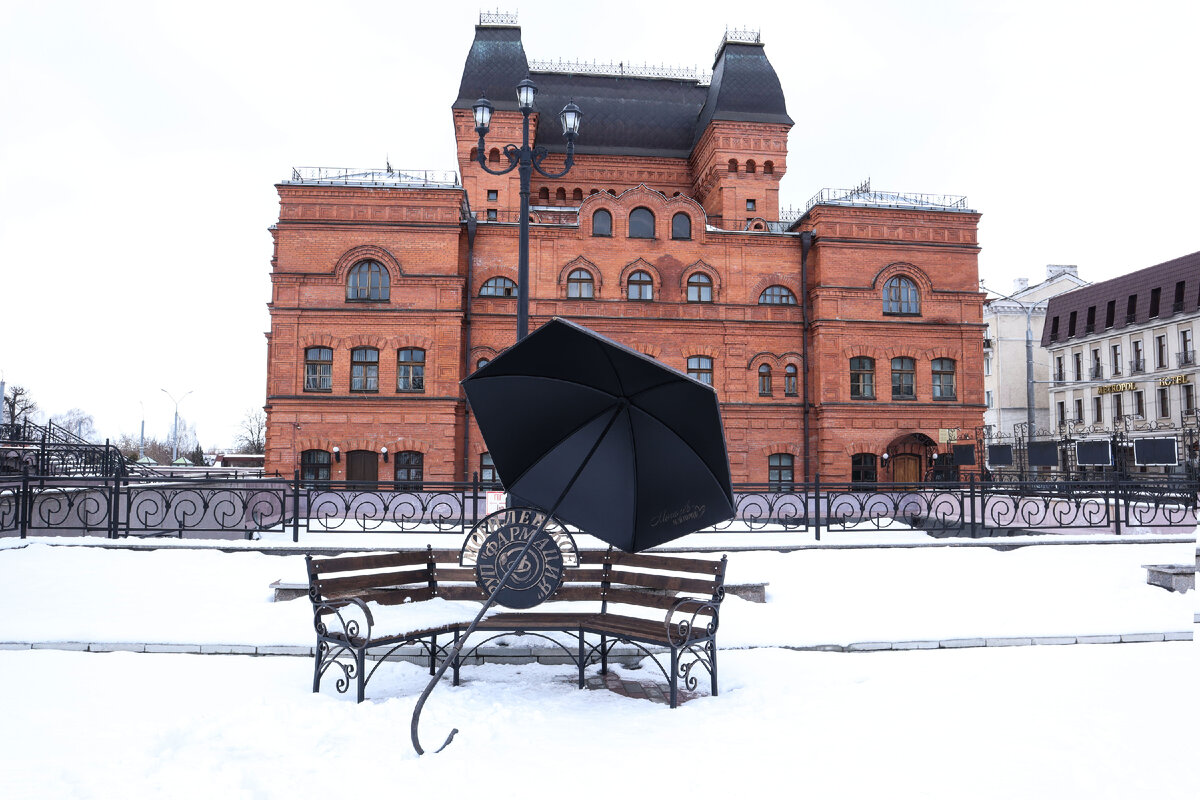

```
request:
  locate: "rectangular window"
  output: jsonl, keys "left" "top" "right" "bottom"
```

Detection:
{"left": 1174, "top": 280, "right": 1186, "bottom": 313}
{"left": 1149, "top": 287, "right": 1161, "bottom": 317}
{"left": 1131, "top": 340, "right": 1144, "bottom": 372}
{"left": 984, "top": 356, "right": 991, "bottom": 376}
{"left": 486, "top": 189, "right": 498, "bottom": 201}
{"left": 1126, "top": 294, "right": 1137, "bottom": 324}
{"left": 1155, "top": 335, "right": 1167, "bottom": 368}
{"left": 1057, "top": 401, "right": 1066, "bottom": 425}
{"left": 1110, "top": 344, "right": 1122, "bottom": 375}
{"left": 479, "top": 453, "right": 496, "bottom": 484}
{"left": 486, "top": 208, "right": 497, "bottom": 221}
{"left": 350, "top": 348, "right": 379, "bottom": 392}
{"left": 1055, "top": 356, "right": 1065, "bottom": 382}
{"left": 1073, "top": 353, "right": 1082, "bottom": 381}
{"left": 1049, "top": 316, "right": 1060, "bottom": 340}
{"left": 1093, "top": 396, "right": 1103, "bottom": 423}
{"left": 1157, "top": 386, "right": 1170, "bottom": 418}
{"left": 851, "top": 454, "right": 877, "bottom": 484}
{"left": 985, "top": 390, "right": 994, "bottom": 408}
{"left": 1183, "top": 384, "right": 1195, "bottom": 415}
{"left": 891, "top": 357, "right": 915, "bottom": 400}
{"left": 746, "top": 199, "right": 756, "bottom": 211}
{"left": 1104, "top": 300, "right": 1115, "bottom": 329}
{"left": 687, "top": 356, "right": 713, "bottom": 386}
{"left": 850, "top": 357, "right": 875, "bottom": 399}
{"left": 1089, "top": 349, "right": 1102, "bottom": 379}
{"left": 931, "top": 358, "right": 957, "bottom": 400}
{"left": 1112, "top": 393, "right": 1123, "bottom": 420}
{"left": 304, "top": 347, "right": 333, "bottom": 392}
{"left": 1085, "top": 306, "right": 1095, "bottom": 333}
{"left": 397, "top": 349, "right": 426, "bottom": 392}
{"left": 1133, "top": 390, "right": 1145, "bottom": 418}
{"left": 768, "top": 454, "right": 794, "bottom": 491}
{"left": 1068, "top": 311, "right": 1077, "bottom": 337}
{"left": 1074, "top": 398, "right": 1084, "bottom": 422}
{"left": 1181, "top": 330, "right": 1195, "bottom": 366}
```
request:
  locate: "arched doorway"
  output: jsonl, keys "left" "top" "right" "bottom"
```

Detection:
{"left": 892, "top": 453, "right": 922, "bottom": 483}
{"left": 884, "top": 433, "right": 937, "bottom": 483}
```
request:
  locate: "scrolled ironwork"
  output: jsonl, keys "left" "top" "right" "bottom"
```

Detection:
{"left": 665, "top": 598, "right": 720, "bottom": 647}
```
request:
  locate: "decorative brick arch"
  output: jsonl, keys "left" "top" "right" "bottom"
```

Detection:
{"left": 470, "top": 345, "right": 500, "bottom": 362}
{"left": 685, "top": 344, "right": 720, "bottom": 360}
{"left": 619, "top": 259, "right": 662, "bottom": 294}
{"left": 296, "top": 437, "right": 338, "bottom": 453}
{"left": 680, "top": 260, "right": 721, "bottom": 300}
{"left": 343, "top": 334, "right": 388, "bottom": 350}
{"left": 380, "top": 436, "right": 435, "bottom": 456}
{"left": 333, "top": 244, "right": 402, "bottom": 281}
{"left": 926, "top": 346, "right": 961, "bottom": 362}
{"left": 301, "top": 333, "right": 341, "bottom": 350}
{"left": 756, "top": 441, "right": 801, "bottom": 458}
{"left": 626, "top": 341, "right": 662, "bottom": 359}
{"left": 749, "top": 274, "right": 802, "bottom": 304}
{"left": 558, "top": 256, "right": 603, "bottom": 297}
{"left": 475, "top": 264, "right": 518, "bottom": 294}
{"left": 387, "top": 333, "right": 436, "bottom": 352}
{"left": 842, "top": 439, "right": 888, "bottom": 458}
{"left": 872, "top": 261, "right": 933, "bottom": 294}
{"left": 746, "top": 351, "right": 783, "bottom": 370}
{"left": 842, "top": 344, "right": 885, "bottom": 360}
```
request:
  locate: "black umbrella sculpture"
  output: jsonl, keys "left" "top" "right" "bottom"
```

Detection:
{"left": 411, "top": 317, "right": 736, "bottom": 754}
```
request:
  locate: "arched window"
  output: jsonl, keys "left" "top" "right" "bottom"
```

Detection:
{"left": 768, "top": 453, "right": 794, "bottom": 491}
{"left": 746, "top": 159, "right": 757, "bottom": 174}
{"left": 727, "top": 159, "right": 738, "bottom": 173}
{"left": 932, "top": 358, "right": 957, "bottom": 400}
{"left": 671, "top": 212, "right": 692, "bottom": 240}
{"left": 476, "top": 358, "right": 490, "bottom": 371}
{"left": 538, "top": 187, "right": 549, "bottom": 202}
{"left": 555, "top": 187, "right": 566, "bottom": 202}
{"left": 851, "top": 454, "right": 877, "bottom": 484}
{"left": 480, "top": 277, "right": 517, "bottom": 297}
{"left": 300, "top": 449, "right": 331, "bottom": 482}
{"left": 764, "top": 161, "right": 775, "bottom": 175}
{"left": 346, "top": 260, "right": 390, "bottom": 301}
{"left": 687, "top": 273, "right": 712, "bottom": 303}
{"left": 850, "top": 357, "right": 875, "bottom": 399}
{"left": 394, "top": 451, "right": 423, "bottom": 490}
{"left": 759, "top": 285, "right": 797, "bottom": 305}
{"left": 627, "top": 270, "right": 653, "bottom": 301}
{"left": 350, "top": 348, "right": 379, "bottom": 392}
{"left": 758, "top": 364, "right": 773, "bottom": 396}
{"left": 397, "top": 348, "right": 425, "bottom": 392}
{"left": 592, "top": 209, "right": 612, "bottom": 237}
{"left": 469, "top": 147, "right": 478, "bottom": 162}
{"left": 304, "top": 347, "right": 332, "bottom": 392}
{"left": 567, "top": 268, "right": 594, "bottom": 299}
{"left": 784, "top": 364, "right": 798, "bottom": 396}
{"left": 687, "top": 356, "right": 713, "bottom": 385}
{"left": 629, "top": 207, "right": 655, "bottom": 238}
{"left": 883, "top": 276, "right": 921, "bottom": 315}
{"left": 572, "top": 188, "right": 583, "bottom": 202}
{"left": 488, "top": 148, "right": 501, "bottom": 164}
{"left": 891, "top": 357, "right": 916, "bottom": 399}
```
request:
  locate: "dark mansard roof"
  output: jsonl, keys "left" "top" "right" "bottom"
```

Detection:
{"left": 453, "top": 24, "right": 792, "bottom": 159}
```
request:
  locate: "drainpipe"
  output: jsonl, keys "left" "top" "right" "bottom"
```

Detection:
{"left": 799, "top": 230, "right": 814, "bottom": 482}
{"left": 462, "top": 197, "right": 478, "bottom": 482}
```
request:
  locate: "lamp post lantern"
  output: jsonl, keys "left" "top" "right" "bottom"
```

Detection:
{"left": 161, "top": 388, "right": 193, "bottom": 463}
{"left": 473, "top": 79, "right": 582, "bottom": 340}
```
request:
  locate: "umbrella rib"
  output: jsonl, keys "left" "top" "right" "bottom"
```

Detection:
{"left": 626, "top": 403, "right": 733, "bottom": 502}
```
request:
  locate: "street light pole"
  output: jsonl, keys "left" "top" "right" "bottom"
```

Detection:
{"left": 472, "top": 79, "right": 582, "bottom": 341}
{"left": 981, "top": 283, "right": 1037, "bottom": 437}
{"left": 161, "top": 388, "right": 193, "bottom": 463}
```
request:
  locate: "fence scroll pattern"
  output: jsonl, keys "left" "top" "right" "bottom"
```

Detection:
{"left": 0, "top": 474, "right": 1196, "bottom": 540}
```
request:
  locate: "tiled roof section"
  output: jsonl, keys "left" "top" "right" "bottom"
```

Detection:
{"left": 455, "top": 25, "right": 791, "bottom": 158}
{"left": 693, "top": 41, "right": 792, "bottom": 145}
{"left": 453, "top": 25, "right": 530, "bottom": 113}
{"left": 529, "top": 73, "right": 708, "bottom": 158}
{"left": 1040, "top": 250, "right": 1200, "bottom": 347}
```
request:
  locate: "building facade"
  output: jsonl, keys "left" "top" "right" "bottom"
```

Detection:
{"left": 1042, "top": 250, "right": 1199, "bottom": 473}
{"left": 983, "top": 265, "right": 1088, "bottom": 436}
{"left": 262, "top": 19, "right": 985, "bottom": 486}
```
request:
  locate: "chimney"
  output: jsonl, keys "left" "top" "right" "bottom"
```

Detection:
{"left": 1014, "top": 277, "right": 1029, "bottom": 291}
{"left": 1046, "top": 264, "right": 1078, "bottom": 279}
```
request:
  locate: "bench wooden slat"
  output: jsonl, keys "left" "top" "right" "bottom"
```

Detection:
{"left": 317, "top": 567, "right": 430, "bottom": 596}
{"left": 605, "top": 551, "right": 722, "bottom": 575}
{"left": 310, "top": 551, "right": 431, "bottom": 574}
{"left": 323, "top": 585, "right": 437, "bottom": 605}
{"left": 437, "top": 585, "right": 488, "bottom": 602}
{"left": 606, "top": 569, "right": 718, "bottom": 596}
{"left": 551, "top": 584, "right": 605, "bottom": 602}
{"left": 603, "top": 587, "right": 678, "bottom": 610}
{"left": 434, "top": 567, "right": 477, "bottom": 582}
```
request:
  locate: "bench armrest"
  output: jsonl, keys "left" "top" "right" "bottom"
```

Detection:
{"left": 664, "top": 597, "right": 720, "bottom": 647}
{"left": 313, "top": 597, "right": 375, "bottom": 645}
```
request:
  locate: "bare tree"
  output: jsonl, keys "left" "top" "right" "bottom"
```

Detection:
{"left": 3, "top": 385, "right": 39, "bottom": 426}
{"left": 235, "top": 410, "right": 266, "bottom": 454}
{"left": 51, "top": 408, "right": 97, "bottom": 442}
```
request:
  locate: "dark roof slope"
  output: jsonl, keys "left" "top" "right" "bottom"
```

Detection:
{"left": 1040, "top": 250, "right": 1200, "bottom": 347}
{"left": 454, "top": 25, "right": 791, "bottom": 159}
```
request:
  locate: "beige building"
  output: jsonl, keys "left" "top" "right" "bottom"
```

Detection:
{"left": 1042, "top": 251, "right": 1199, "bottom": 473}
{"left": 983, "top": 265, "right": 1088, "bottom": 436}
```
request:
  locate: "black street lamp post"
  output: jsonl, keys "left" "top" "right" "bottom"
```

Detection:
{"left": 473, "top": 79, "right": 582, "bottom": 340}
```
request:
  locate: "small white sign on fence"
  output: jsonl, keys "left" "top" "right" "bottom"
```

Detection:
{"left": 485, "top": 491, "right": 507, "bottom": 515}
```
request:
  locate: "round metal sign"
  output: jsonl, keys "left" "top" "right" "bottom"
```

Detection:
{"left": 473, "top": 514, "right": 566, "bottom": 609}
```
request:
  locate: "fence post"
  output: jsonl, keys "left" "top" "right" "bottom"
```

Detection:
{"left": 107, "top": 475, "right": 119, "bottom": 539}
{"left": 19, "top": 467, "right": 29, "bottom": 539}
{"left": 471, "top": 471, "right": 479, "bottom": 528}
{"left": 1112, "top": 470, "right": 1123, "bottom": 536}
{"left": 812, "top": 471, "right": 821, "bottom": 542}
{"left": 968, "top": 473, "right": 977, "bottom": 536}
{"left": 292, "top": 470, "right": 301, "bottom": 543}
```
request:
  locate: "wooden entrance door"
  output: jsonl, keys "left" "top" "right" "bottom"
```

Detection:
{"left": 346, "top": 450, "right": 378, "bottom": 482}
{"left": 892, "top": 453, "right": 921, "bottom": 483}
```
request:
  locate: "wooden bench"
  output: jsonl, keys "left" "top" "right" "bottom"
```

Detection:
{"left": 306, "top": 546, "right": 727, "bottom": 708}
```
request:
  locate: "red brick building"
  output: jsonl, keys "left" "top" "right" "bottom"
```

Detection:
{"left": 262, "top": 20, "right": 985, "bottom": 485}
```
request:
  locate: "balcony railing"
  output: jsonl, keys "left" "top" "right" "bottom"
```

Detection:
{"left": 1052, "top": 371, "right": 1067, "bottom": 386}
{"left": 1178, "top": 350, "right": 1197, "bottom": 367}
{"left": 1089, "top": 365, "right": 1104, "bottom": 380}
{"left": 1130, "top": 358, "right": 1146, "bottom": 374}
{"left": 285, "top": 167, "right": 460, "bottom": 188}
{"left": 1110, "top": 363, "right": 1122, "bottom": 376}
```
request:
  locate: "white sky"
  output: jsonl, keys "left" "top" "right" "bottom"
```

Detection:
{"left": 2, "top": 0, "right": 1197, "bottom": 446}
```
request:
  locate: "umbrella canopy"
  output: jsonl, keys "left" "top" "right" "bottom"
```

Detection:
{"left": 463, "top": 317, "right": 735, "bottom": 552}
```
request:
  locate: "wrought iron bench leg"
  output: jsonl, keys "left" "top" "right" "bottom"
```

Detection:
{"left": 600, "top": 633, "right": 608, "bottom": 675}
{"left": 709, "top": 640, "right": 718, "bottom": 697}
{"left": 355, "top": 647, "right": 367, "bottom": 703}
{"left": 669, "top": 647, "right": 679, "bottom": 709}
{"left": 429, "top": 634, "right": 438, "bottom": 676}
{"left": 452, "top": 629, "right": 461, "bottom": 687}
{"left": 312, "top": 642, "right": 322, "bottom": 693}
{"left": 577, "top": 630, "right": 584, "bottom": 689}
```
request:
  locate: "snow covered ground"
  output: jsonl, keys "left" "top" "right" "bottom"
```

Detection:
{"left": 0, "top": 530, "right": 1195, "bottom": 798}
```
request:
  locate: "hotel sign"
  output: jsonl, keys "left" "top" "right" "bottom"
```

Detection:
{"left": 1098, "top": 382, "right": 1135, "bottom": 395}
{"left": 1158, "top": 375, "right": 1190, "bottom": 387}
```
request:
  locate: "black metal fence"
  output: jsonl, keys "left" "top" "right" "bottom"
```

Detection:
{"left": 2, "top": 471, "right": 1196, "bottom": 542}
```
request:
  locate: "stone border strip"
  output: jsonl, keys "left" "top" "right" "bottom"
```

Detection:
{"left": 1, "top": 631, "right": 1191, "bottom": 660}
